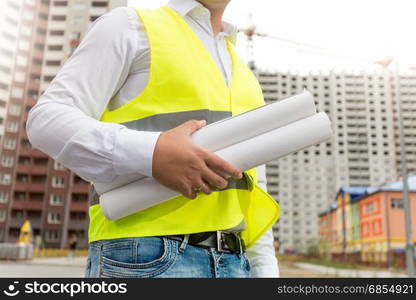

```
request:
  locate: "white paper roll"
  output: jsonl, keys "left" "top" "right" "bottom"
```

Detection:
{"left": 100, "top": 112, "right": 333, "bottom": 220}
{"left": 94, "top": 91, "right": 316, "bottom": 194}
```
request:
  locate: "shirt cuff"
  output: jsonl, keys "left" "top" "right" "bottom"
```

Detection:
{"left": 112, "top": 128, "right": 162, "bottom": 177}
{"left": 250, "top": 263, "right": 280, "bottom": 278}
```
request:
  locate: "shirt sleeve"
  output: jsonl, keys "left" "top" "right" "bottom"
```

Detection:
{"left": 26, "top": 7, "right": 161, "bottom": 183}
{"left": 245, "top": 164, "right": 280, "bottom": 277}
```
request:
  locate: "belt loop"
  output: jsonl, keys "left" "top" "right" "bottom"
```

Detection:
{"left": 178, "top": 234, "right": 190, "bottom": 253}
{"left": 235, "top": 233, "right": 243, "bottom": 254}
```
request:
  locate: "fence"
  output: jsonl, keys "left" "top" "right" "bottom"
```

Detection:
{"left": 0, "top": 243, "right": 33, "bottom": 260}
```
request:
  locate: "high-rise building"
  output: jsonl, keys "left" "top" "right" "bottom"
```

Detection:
{"left": 0, "top": 0, "right": 127, "bottom": 249}
{"left": 258, "top": 69, "right": 416, "bottom": 253}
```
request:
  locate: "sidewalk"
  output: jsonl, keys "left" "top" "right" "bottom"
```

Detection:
{"left": 293, "top": 262, "right": 408, "bottom": 278}
{"left": 27, "top": 256, "right": 87, "bottom": 267}
{"left": 0, "top": 257, "right": 87, "bottom": 278}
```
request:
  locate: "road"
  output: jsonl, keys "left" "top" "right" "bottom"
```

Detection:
{"left": 0, "top": 257, "right": 87, "bottom": 278}
{"left": 0, "top": 257, "right": 335, "bottom": 278}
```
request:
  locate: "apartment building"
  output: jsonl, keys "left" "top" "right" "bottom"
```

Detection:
{"left": 258, "top": 69, "right": 416, "bottom": 253}
{"left": 0, "top": 0, "right": 127, "bottom": 249}
{"left": 319, "top": 179, "right": 416, "bottom": 267}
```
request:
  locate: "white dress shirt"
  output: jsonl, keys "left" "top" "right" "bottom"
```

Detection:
{"left": 26, "top": 0, "right": 278, "bottom": 277}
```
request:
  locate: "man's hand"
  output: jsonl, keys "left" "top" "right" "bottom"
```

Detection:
{"left": 152, "top": 120, "right": 243, "bottom": 199}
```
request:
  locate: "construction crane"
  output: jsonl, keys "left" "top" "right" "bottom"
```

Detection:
{"left": 238, "top": 13, "right": 372, "bottom": 71}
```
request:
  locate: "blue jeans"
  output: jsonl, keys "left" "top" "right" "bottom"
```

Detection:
{"left": 85, "top": 236, "right": 251, "bottom": 278}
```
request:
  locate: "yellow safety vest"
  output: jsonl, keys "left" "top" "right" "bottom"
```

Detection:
{"left": 88, "top": 6, "right": 280, "bottom": 249}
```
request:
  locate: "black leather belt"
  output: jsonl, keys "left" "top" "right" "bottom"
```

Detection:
{"left": 165, "top": 231, "right": 245, "bottom": 254}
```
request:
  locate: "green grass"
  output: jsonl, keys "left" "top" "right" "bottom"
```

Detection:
{"left": 277, "top": 255, "right": 402, "bottom": 272}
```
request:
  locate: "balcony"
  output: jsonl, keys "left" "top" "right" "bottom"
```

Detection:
{"left": 27, "top": 218, "right": 42, "bottom": 229}
{"left": 16, "top": 164, "right": 30, "bottom": 173}
{"left": 28, "top": 183, "right": 47, "bottom": 193}
{"left": 27, "top": 80, "right": 40, "bottom": 91}
{"left": 72, "top": 184, "right": 90, "bottom": 193}
{"left": 70, "top": 201, "right": 88, "bottom": 212}
{"left": 9, "top": 217, "right": 25, "bottom": 228}
{"left": 34, "top": 164, "right": 49, "bottom": 174}
{"left": 11, "top": 201, "right": 25, "bottom": 210}
{"left": 67, "top": 219, "right": 89, "bottom": 230}
{"left": 25, "top": 200, "right": 44, "bottom": 210}
{"left": 30, "top": 64, "right": 42, "bottom": 75}
{"left": 14, "top": 182, "right": 29, "bottom": 191}
{"left": 32, "top": 148, "right": 48, "bottom": 158}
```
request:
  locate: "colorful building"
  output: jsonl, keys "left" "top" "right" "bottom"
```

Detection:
{"left": 319, "top": 176, "right": 416, "bottom": 267}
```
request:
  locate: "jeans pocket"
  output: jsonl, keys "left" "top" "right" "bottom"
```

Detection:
{"left": 100, "top": 237, "right": 176, "bottom": 278}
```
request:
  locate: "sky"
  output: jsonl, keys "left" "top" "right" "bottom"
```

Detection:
{"left": 128, "top": 0, "right": 416, "bottom": 74}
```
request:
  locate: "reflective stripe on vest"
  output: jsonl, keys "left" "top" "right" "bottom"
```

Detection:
{"left": 88, "top": 6, "right": 280, "bottom": 249}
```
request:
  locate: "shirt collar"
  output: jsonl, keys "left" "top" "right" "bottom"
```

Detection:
{"left": 167, "top": 0, "right": 238, "bottom": 44}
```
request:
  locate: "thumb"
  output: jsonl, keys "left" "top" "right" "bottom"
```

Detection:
{"left": 181, "top": 119, "right": 206, "bottom": 135}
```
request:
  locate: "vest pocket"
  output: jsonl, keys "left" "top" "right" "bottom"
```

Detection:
{"left": 100, "top": 237, "right": 177, "bottom": 278}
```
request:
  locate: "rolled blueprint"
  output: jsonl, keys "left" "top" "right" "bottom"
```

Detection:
{"left": 94, "top": 91, "right": 316, "bottom": 194}
{"left": 100, "top": 112, "right": 333, "bottom": 220}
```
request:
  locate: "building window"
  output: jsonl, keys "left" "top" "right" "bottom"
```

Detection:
{"left": 70, "top": 211, "right": 86, "bottom": 220}
{"left": 92, "top": 1, "right": 108, "bottom": 7}
{"left": 14, "top": 71, "right": 26, "bottom": 82}
{"left": 373, "top": 220, "right": 382, "bottom": 235}
{"left": 0, "top": 191, "right": 9, "bottom": 203}
{"left": 45, "top": 230, "right": 59, "bottom": 242}
{"left": 52, "top": 15, "right": 66, "bottom": 21}
{"left": 16, "top": 56, "right": 28, "bottom": 67}
{"left": 46, "top": 60, "right": 61, "bottom": 66}
{"left": 0, "top": 174, "right": 11, "bottom": 185}
{"left": 23, "top": 10, "right": 34, "bottom": 21}
{"left": 47, "top": 45, "right": 63, "bottom": 51}
{"left": 11, "top": 87, "right": 23, "bottom": 98}
{"left": 20, "top": 138, "right": 31, "bottom": 148}
{"left": 15, "top": 191, "right": 25, "bottom": 201}
{"left": 391, "top": 198, "right": 404, "bottom": 209}
{"left": 50, "top": 194, "right": 64, "bottom": 206}
{"left": 3, "top": 138, "right": 16, "bottom": 150}
{"left": 0, "top": 65, "right": 11, "bottom": 74}
{"left": 20, "top": 25, "right": 32, "bottom": 36}
{"left": 53, "top": 1, "right": 68, "bottom": 6}
{"left": 17, "top": 174, "right": 29, "bottom": 183}
{"left": 18, "top": 40, "right": 30, "bottom": 51}
{"left": 50, "top": 30, "right": 65, "bottom": 36}
{"left": 52, "top": 176, "right": 65, "bottom": 188}
{"left": 1, "top": 156, "right": 14, "bottom": 167}
{"left": 0, "top": 210, "right": 6, "bottom": 222}
{"left": 8, "top": 104, "right": 21, "bottom": 116}
{"left": 72, "top": 15, "right": 84, "bottom": 26}
{"left": 361, "top": 223, "right": 369, "bottom": 236}
{"left": 54, "top": 161, "right": 66, "bottom": 170}
{"left": 47, "top": 212, "right": 61, "bottom": 224}
{"left": 19, "top": 156, "right": 31, "bottom": 165}
{"left": 6, "top": 121, "right": 18, "bottom": 133}
{"left": 366, "top": 202, "right": 374, "bottom": 214}
{"left": 42, "top": 77, "right": 53, "bottom": 84}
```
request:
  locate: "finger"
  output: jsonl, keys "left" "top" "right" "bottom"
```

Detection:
{"left": 179, "top": 181, "right": 197, "bottom": 200}
{"left": 200, "top": 165, "right": 229, "bottom": 190}
{"left": 179, "top": 120, "right": 206, "bottom": 136}
{"left": 192, "top": 180, "right": 212, "bottom": 195}
{"left": 204, "top": 152, "right": 242, "bottom": 180}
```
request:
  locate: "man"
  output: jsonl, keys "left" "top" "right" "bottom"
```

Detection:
{"left": 27, "top": 0, "right": 280, "bottom": 278}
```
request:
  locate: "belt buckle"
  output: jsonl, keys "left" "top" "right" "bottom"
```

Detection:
{"left": 216, "top": 231, "right": 243, "bottom": 254}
